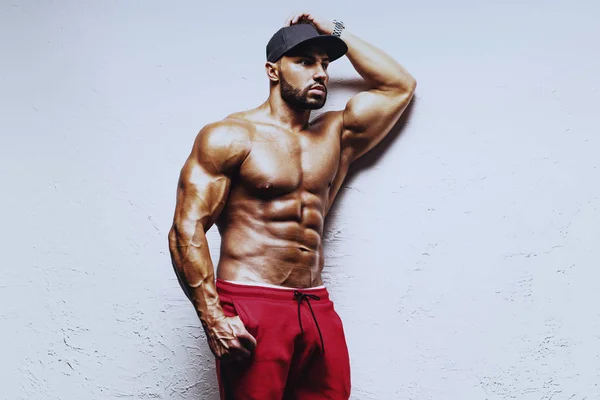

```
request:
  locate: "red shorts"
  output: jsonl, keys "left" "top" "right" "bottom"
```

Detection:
{"left": 215, "top": 279, "right": 351, "bottom": 400}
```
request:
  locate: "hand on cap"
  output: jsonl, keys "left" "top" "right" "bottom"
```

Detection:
{"left": 285, "top": 12, "right": 335, "bottom": 36}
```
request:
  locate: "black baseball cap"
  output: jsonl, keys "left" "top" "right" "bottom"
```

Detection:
{"left": 266, "top": 23, "right": 348, "bottom": 63}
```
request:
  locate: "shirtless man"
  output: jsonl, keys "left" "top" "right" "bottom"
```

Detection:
{"left": 168, "top": 12, "right": 416, "bottom": 400}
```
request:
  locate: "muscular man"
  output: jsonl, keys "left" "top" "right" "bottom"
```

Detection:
{"left": 168, "top": 12, "right": 416, "bottom": 400}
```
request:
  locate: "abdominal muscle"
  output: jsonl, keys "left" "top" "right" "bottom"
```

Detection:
{"left": 215, "top": 191, "right": 327, "bottom": 289}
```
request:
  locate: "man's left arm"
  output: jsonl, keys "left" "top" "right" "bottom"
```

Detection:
{"left": 287, "top": 13, "right": 416, "bottom": 160}
{"left": 287, "top": 13, "right": 416, "bottom": 212}
{"left": 337, "top": 27, "right": 417, "bottom": 161}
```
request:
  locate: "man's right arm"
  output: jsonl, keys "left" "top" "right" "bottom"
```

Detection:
{"left": 168, "top": 121, "right": 253, "bottom": 358}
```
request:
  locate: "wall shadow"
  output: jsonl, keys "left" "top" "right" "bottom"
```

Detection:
{"left": 323, "top": 81, "right": 418, "bottom": 233}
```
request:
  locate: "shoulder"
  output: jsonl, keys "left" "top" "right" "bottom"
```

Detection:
{"left": 194, "top": 119, "right": 252, "bottom": 151}
{"left": 190, "top": 119, "right": 253, "bottom": 173}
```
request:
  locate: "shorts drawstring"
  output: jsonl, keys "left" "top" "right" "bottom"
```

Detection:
{"left": 293, "top": 290, "right": 325, "bottom": 354}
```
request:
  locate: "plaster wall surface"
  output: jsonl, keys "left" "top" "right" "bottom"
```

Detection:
{"left": 1, "top": 1, "right": 599, "bottom": 399}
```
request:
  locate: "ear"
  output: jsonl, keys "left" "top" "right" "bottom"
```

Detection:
{"left": 265, "top": 61, "right": 280, "bottom": 83}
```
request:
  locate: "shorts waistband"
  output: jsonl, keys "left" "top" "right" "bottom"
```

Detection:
{"left": 216, "top": 278, "right": 329, "bottom": 301}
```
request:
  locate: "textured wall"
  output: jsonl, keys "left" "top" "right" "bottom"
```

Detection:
{"left": 1, "top": 0, "right": 599, "bottom": 399}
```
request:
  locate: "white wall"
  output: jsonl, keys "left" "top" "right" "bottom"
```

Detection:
{"left": 1, "top": 1, "right": 599, "bottom": 399}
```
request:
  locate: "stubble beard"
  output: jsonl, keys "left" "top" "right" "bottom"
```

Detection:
{"left": 279, "top": 72, "right": 327, "bottom": 110}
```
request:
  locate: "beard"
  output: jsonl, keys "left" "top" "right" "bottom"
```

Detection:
{"left": 279, "top": 72, "right": 327, "bottom": 110}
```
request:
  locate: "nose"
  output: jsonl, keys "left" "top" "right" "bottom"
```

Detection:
{"left": 313, "top": 65, "right": 328, "bottom": 82}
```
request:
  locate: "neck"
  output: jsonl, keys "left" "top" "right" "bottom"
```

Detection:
{"left": 263, "top": 92, "right": 311, "bottom": 132}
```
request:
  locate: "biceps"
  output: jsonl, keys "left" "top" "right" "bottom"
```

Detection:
{"left": 173, "top": 165, "right": 231, "bottom": 235}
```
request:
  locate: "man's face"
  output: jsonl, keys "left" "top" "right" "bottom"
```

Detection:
{"left": 278, "top": 45, "right": 330, "bottom": 110}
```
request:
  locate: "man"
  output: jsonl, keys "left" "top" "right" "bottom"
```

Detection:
{"left": 168, "top": 11, "right": 416, "bottom": 400}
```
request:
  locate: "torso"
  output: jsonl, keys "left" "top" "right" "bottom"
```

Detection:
{"left": 215, "top": 110, "right": 344, "bottom": 288}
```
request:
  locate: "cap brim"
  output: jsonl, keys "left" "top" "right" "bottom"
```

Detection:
{"left": 284, "top": 35, "right": 348, "bottom": 62}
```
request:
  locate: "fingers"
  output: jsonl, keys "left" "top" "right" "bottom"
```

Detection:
{"left": 230, "top": 338, "right": 252, "bottom": 357}
{"left": 237, "top": 330, "right": 257, "bottom": 352}
{"left": 285, "top": 12, "right": 313, "bottom": 26}
{"left": 211, "top": 316, "right": 256, "bottom": 363}
{"left": 230, "top": 316, "right": 257, "bottom": 352}
{"left": 292, "top": 13, "right": 304, "bottom": 25}
{"left": 286, "top": 11, "right": 302, "bottom": 25}
{"left": 219, "top": 343, "right": 250, "bottom": 364}
{"left": 221, "top": 337, "right": 252, "bottom": 364}
{"left": 284, "top": 13, "right": 294, "bottom": 26}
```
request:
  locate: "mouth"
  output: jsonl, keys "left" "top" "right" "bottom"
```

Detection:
{"left": 308, "top": 85, "right": 326, "bottom": 95}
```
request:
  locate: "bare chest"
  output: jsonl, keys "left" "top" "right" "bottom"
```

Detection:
{"left": 238, "top": 126, "right": 340, "bottom": 196}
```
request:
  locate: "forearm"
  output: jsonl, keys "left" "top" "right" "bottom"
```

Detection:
{"left": 339, "top": 30, "right": 416, "bottom": 92}
{"left": 168, "top": 226, "right": 224, "bottom": 325}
